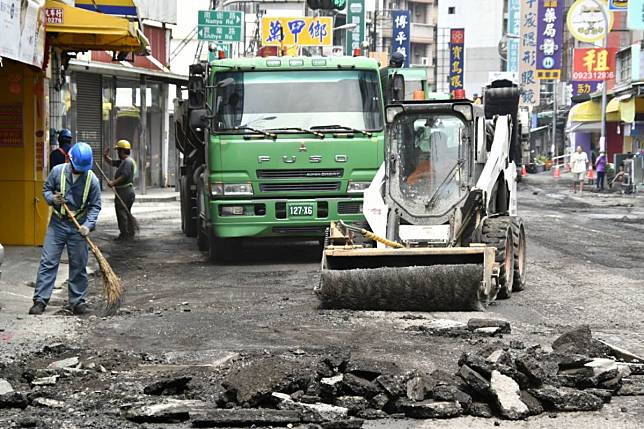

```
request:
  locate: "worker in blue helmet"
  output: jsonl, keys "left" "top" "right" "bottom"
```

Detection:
{"left": 49, "top": 128, "right": 73, "bottom": 171}
{"left": 30, "top": 142, "right": 102, "bottom": 316}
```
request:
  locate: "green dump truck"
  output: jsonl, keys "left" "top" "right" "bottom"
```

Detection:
{"left": 174, "top": 56, "right": 385, "bottom": 262}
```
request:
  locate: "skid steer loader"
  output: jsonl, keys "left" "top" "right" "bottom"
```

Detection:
{"left": 316, "top": 81, "right": 527, "bottom": 311}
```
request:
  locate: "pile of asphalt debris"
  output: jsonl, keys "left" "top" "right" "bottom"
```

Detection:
{"left": 1, "top": 322, "right": 643, "bottom": 428}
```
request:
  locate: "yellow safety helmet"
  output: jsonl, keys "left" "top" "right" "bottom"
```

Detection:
{"left": 115, "top": 139, "right": 131, "bottom": 150}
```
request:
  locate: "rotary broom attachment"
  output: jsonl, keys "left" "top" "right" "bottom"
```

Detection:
{"left": 316, "top": 223, "right": 499, "bottom": 312}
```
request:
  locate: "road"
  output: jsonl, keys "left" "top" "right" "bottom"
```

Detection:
{"left": 1, "top": 175, "right": 643, "bottom": 428}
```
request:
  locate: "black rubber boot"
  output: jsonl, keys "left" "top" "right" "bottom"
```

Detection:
{"left": 28, "top": 302, "right": 46, "bottom": 315}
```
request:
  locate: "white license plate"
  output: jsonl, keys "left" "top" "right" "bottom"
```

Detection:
{"left": 288, "top": 203, "right": 314, "bottom": 217}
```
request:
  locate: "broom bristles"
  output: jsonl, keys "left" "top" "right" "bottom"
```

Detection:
{"left": 94, "top": 248, "right": 124, "bottom": 316}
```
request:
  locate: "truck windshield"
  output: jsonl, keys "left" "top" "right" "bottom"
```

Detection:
{"left": 214, "top": 69, "right": 383, "bottom": 132}
{"left": 389, "top": 113, "right": 467, "bottom": 216}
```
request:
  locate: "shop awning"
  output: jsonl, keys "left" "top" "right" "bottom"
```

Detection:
{"left": 607, "top": 96, "right": 637, "bottom": 123}
{"left": 569, "top": 99, "right": 623, "bottom": 123}
{"left": 45, "top": 0, "right": 148, "bottom": 52}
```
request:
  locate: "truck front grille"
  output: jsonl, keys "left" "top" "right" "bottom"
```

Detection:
{"left": 257, "top": 169, "right": 343, "bottom": 179}
{"left": 338, "top": 201, "right": 362, "bottom": 214}
{"left": 259, "top": 182, "right": 341, "bottom": 192}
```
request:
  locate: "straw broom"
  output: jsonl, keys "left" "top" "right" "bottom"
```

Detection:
{"left": 94, "top": 162, "right": 140, "bottom": 233}
{"left": 63, "top": 203, "right": 123, "bottom": 316}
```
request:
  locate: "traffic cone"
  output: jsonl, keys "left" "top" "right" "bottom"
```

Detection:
{"left": 588, "top": 165, "right": 594, "bottom": 180}
{"left": 554, "top": 165, "right": 561, "bottom": 178}
{"left": 521, "top": 165, "right": 527, "bottom": 177}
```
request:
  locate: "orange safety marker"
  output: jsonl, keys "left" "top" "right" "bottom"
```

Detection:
{"left": 554, "top": 165, "right": 561, "bottom": 177}
{"left": 521, "top": 165, "right": 527, "bottom": 177}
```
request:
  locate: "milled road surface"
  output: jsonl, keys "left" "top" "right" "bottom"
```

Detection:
{"left": 2, "top": 174, "right": 643, "bottom": 427}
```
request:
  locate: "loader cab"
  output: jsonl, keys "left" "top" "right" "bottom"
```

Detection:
{"left": 385, "top": 102, "right": 476, "bottom": 224}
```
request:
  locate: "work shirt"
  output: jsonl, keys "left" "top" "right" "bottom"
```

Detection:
{"left": 570, "top": 151, "right": 588, "bottom": 173}
{"left": 49, "top": 145, "right": 70, "bottom": 171}
{"left": 110, "top": 157, "right": 136, "bottom": 187}
{"left": 595, "top": 154, "right": 606, "bottom": 173}
{"left": 44, "top": 163, "right": 102, "bottom": 230}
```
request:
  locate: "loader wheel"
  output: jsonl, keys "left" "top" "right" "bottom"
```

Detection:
{"left": 481, "top": 217, "right": 515, "bottom": 299}
{"left": 512, "top": 218, "right": 527, "bottom": 292}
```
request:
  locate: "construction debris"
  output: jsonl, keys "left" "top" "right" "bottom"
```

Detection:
{"left": 0, "top": 379, "right": 13, "bottom": 395}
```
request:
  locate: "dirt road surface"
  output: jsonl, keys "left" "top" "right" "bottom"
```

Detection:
{"left": 1, "top": 175, "right": 643, "bottom": 428}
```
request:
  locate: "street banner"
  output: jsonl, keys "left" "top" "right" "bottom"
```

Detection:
{"left": 448, "top": 28, "right": 465, "bottom": 95}
{"left": 536, "top": 0, "right": 563, "bottom": 80}
{"left": 628, "top": 0, "right": 644, "bottom": 28}
{"left": 391, "top": 10, "right": 411, "bottom": 67}
{"left": 75, "top": 0, "right": 137, "bottom": 16}
{"left": 567, "top": 0, "right": 614, "bottom": 43}
{"left": 570, "top": 80, "right": 601, "bottom": 97}
{"left": 0, "top": 0, "right": 46, "bottom": 68}
{"left": 608, "top": 0, "right": 628, "bottom": 11}
{"left": 507, "top": 0, "right": 521, "bottom": 72}
{"left": 345, "top": 0, "right": 365, "bottom": 55}
{"left": 262, "top": 16, "right": 333, "bottom": 47}
{"left": 519, "top": 0, "right": 540, "bottom": 105}
{"left": 199, "top": 10, "right": 244, "bottom": 42}
{"left": 572, "top": 48, "right": 616, "bottom": 80}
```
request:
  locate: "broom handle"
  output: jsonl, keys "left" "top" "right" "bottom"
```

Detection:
{"left": 94, "top": 162, "right": 132, "bottom": 214}
{"left": 62, "top": 203, "right": 100, "bottom": 254}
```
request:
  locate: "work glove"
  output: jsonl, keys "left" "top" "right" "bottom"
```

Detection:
{"left": 78, "top": 225, "right": 90, "bottom": 237}
{"left": 53, "top": 192, "right": 65, "bottom": 205}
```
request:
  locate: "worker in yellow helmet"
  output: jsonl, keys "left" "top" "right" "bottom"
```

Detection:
{"left": 103, "top": 140, "right": 138, "bottom": 240}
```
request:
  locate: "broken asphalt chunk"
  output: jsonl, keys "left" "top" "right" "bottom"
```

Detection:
{"left": 47, "top": 356, "right": 79, "bottom": 369}
{"left": 0, "top": 392, "right": 28, "bottom": 409}
{"left": 615, "top": 375, "right": 644, "bottom": 396}
{"left": 399, "top": 400, "right": 463, "bottom": 419}
{"left": 489, "top": 370, "right": 528, "bottom": 420}
{"left": 0, "top": 379, "right": 13, "bottom": 395}
{"left": 340, "top": 374, "right": 381, "bottom": 398}
{"left": 432, "top": 384, "right": 472, "bottom": 410}
{"left": 458, "top": 365, "right": 490, "bottom": 396}
{"left": 528, "top": 385, "right": 603, "bottom": 411}
{"left": 144, "top": 376, "right": 192, "bottom": 395}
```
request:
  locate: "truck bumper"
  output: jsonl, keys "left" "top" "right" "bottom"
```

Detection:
{"left": 208, "top": 197, "right": 366, "bottom": 238}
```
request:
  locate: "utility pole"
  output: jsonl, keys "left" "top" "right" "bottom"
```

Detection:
{"left": 551, "top": 81, "right": 557, "bottom": 156}
{"left": 591, "top": 0, "right": 609, "bottom": 153}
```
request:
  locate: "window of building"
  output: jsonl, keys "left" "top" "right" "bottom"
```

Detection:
{"left": 448, "top": 6, "right": 456, "bottom": 14}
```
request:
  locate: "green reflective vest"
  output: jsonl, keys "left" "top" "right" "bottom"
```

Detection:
{"left": 115, "top": 158, "right": 138, "bottom": 189}
{"left": 54, "top": 166, "right": 94, "bottom": 220}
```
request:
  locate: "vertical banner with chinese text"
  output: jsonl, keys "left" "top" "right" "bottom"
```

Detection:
{"left": 448, "top": 28, "right": 465, "bottom": 95}
{"left": 391, "top": 10, "right": 411, "bottom": 67}
{"left": 519, "top": 0, "right": 540, "bottom": 105}
{"left": 345, "top": 0, "right": 365, "bottom": 55}
{"left": 536, "top": 0, "right": 563, "bottom": 80}
{"left": 507, "top": 0, "right": 521, "bottom": 72}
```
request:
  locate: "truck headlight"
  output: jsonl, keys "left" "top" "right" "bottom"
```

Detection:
{"left": 210, "top": 183, "right": 253, "bottom": 197}
{"left": 347, "top": 181, "right": 371, "bottom": 193}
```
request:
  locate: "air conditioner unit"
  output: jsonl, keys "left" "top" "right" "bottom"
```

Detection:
{"left": 421, "top": 57, "right": 431, "bottom": 66}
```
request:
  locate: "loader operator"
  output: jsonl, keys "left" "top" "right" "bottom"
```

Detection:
{"left": 49, "top": 128, "right": 72, "bottom": 171}
{"left": 30, "top": 142, "right": 101, "bottom": 316}
{"left": 103, "top": 140, "right": 137, "bottom": 241}
{"left": 406, "top": 127, "right": 447, "bottom": 186}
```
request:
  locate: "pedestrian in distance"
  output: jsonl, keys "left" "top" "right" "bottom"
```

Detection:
{"left": 569, "top": 146, "right": 589, "bottom": 195}
{"left": 595, "top": 150, "right": 606, "bottom": 191}
{"left": 30, "top": 142, "right": 101, "bottom": 316}
{"left": 103, "top": 140, "right": 137, "bottom": 241}
{"left": 49, "top": 128, "right": 72, "bottom": 171}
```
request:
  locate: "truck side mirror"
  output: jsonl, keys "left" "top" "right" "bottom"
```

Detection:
{"left": 190, "top": 109, "right": 209, "bottom": 132}
{"left": 391, "top": 73, "right": 405, "bottom": 102}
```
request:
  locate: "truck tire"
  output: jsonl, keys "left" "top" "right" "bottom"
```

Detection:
{"left": 196, "top": 181, "right": 209, "bottom": 251}
{"left": 480, "top": 217, "right": 515, "bottom": 299}
{"left": 512, "top": 218, "right": 527, "bottom": 292}
{"left": 181, "top": 175, "right": 198, "bottom": 237}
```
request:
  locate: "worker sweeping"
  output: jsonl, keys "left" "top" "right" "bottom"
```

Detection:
{"left": 49, "top": 128, "right": 72, "bottom": 171}
{"left": 30, "top": 142, "right": 101, "bottom": 315}
{"left": 103, "top": 140, "right": 137, "bottom": 241}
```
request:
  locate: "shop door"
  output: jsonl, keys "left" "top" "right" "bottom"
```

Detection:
{"left": 75, "top": 72, "right": 103, "bottom": 183}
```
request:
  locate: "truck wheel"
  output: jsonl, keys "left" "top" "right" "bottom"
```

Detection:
{"left": 196, "top": 181, "right": 209, "bottom": 251}
{"left": 512, "top": 218, "right": 527, "bottom": 292}
{"left": 181, "top": 176, "right": 197, "bottom": 237}
{"left": 481, "top": 217, "right": 515, "bottom": 299}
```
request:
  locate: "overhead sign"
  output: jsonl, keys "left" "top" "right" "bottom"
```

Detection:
{"left": 608, "top": 0, "right": 628, "bottom": 10}
{"left": 572, "top": 48, "right": 616, "bottom": 80}
{"left": 75, "top": 0, "right": 137, "bottom": 16}
{"left": 261, "top": 16, "right": 332, "bottom": 47}
{"left": 391, "top": 10, "right": 411, "bottom": 67}
{"left": 0, "top": 0, "right": 46, "bottom": 68}
{"left": 536, "top": 0, "right": 563, "bottom": 80}
{"left": 345, "top": 0, "right": 365, "bottom": 54}
{"left": 448, "top": 29, "right": 465, "bottom": 94}
{"left": 519, "top": 0, "right": 540, "bottom": 105}
{"left": 567, "top": 0, "right": 614, "bottom": 43}
{"left": 569, "top": 80, "right": 602, "bottom": 97}
{"left": 507, "top": 0, "right": 521, "bottom": 72}
{"left": 198, "top": 10, "right": 244, "bottom": 42}
{"left": 627, "top": 0, "right": 644, "bottom": 28}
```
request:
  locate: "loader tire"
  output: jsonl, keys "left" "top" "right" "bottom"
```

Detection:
{"left": 481, "top": 217, "right": 515, "bottom": 299}
{"left": 512, "top": 218, "right": 527, "bottom": 292}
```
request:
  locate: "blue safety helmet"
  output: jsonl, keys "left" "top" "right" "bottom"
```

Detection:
{"left": 68, "top": 142, "right": 93, "bottom": 172}
{"left": 58, "top": 128, "right": 72, "bottom": 145}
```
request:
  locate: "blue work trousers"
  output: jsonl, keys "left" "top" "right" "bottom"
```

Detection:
{"left": 34, "top": 216, "right": 89, "bottom": 306}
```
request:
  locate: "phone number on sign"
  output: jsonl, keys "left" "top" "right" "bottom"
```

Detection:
{"left": 572, "top": 71, "right": 615, "bottom": 81}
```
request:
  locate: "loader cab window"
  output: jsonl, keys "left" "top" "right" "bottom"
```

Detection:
{"left": 389, "top": 113, "right": 467, "bottom": 217}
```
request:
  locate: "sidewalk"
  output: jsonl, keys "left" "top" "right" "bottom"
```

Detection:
{"left": 102, "top": 186, "right": 178, "bottom": 204}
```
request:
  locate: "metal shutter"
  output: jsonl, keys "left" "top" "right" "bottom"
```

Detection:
{"left": 75, "top": 73, "right": 102, "bottom": 180}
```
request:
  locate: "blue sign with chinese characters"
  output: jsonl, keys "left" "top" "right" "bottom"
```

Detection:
{"left": 536, "top": 0, "right": 563, "bottom": 80}
{"left": 391, "top": 10, "right": 411, "bottom": 67}
{"left": 570, "top": 80, "right": 601, "bottom": 97}
{"left": 507, "top": 0, "right": 521, "bottom": 72}
{"left": 448, "top": 28, "right": 465, "bottom": 94}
